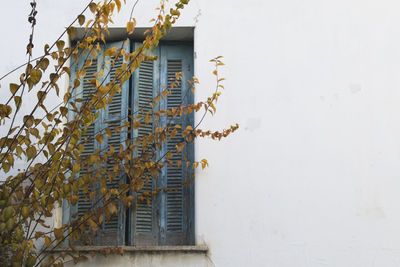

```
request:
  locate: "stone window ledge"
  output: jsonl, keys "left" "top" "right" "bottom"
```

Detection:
{"left": 50, "top": 245, "right": 208, "bottom": 253}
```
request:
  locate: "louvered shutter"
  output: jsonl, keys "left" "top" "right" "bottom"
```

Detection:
{"left": 131, "top": 43, "right": 160, "bottom": 245}
{"left": 159, "top": 44, "right": 194, "bottom": 245}
{"left": 76, "top": 57, "right": 98, "bottom": 222}
{"left": 95, "top": 40, "right": 130, "bottom": 246}
{"left": 63, "top": 47, "right": 104, "bottom": 245}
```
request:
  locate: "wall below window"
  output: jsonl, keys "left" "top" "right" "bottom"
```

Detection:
{"left": 59, "top": 249, "right": 213, "bottom": 267}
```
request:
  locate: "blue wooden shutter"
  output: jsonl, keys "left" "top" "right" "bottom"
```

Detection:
{"left": 95, "top": 40, "right": 130, "bottom": 246}
{"left": 63, "top": 47, "right": 104, "bottom": 245}
{"left": 159, "top": 43, "right": 194, "bottom": 245}
{"left": 76, "top": 57, "right": 98, "bottom": 221}
{"left": 131, "top": 43, "right": 160, "bottom": 245}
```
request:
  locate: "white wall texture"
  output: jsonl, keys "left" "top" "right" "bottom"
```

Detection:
{"left": 2, "top": 0, "right": 400, "bottom": 266}
{"left": 61, "top": 251, "right": 213, "bottom": 267}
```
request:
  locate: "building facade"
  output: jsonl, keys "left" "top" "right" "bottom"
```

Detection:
{"left": 2, "top": 0, "right": 400, "bottom": 266}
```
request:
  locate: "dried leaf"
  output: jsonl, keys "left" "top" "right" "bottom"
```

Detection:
{"left": 30, "top": 69, "right": 42, "bottom": 85}
{"left": 78, "top": 15, "right": 85, "bottom": 26}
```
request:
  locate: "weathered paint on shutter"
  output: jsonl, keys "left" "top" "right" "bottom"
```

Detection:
{"left": 77, "top": 57, "right": 98, "bottom": 220}
{"left": 95, "top": 40, "right": 130, "bottom": 246}
{"left": 63, "top": 47, "right": 104, "bottom": 246}
{"left": 131, "top": 43, "right": 160, "bottom": 245}
{"left": 159, "top": 43, "right": 194, "bottom": 245}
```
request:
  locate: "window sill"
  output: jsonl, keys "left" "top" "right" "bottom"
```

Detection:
{"left": 50, "top": 245, "right": 208, "bottom": 254}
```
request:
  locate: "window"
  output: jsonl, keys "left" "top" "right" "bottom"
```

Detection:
{"left": 63, "top": 39, "right": 194, "bottom": 246}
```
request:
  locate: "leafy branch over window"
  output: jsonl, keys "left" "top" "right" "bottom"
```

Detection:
{"left": 0, "top": 0, "right": 238, "bottom": 266}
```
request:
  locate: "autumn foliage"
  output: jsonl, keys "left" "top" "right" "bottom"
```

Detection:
{"left": 0, "top": 0, "right": 238, "bottom": 266}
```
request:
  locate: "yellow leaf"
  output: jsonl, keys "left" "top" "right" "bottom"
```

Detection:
{"left": 21, "top": 206, "right": 29, "bottom": 218}
{"left": 127, "top": 19, "right": 136, "bottom": 34}
{"left": 73, "top": 79, "right": 80, "bottom": 88}
{"left": 176, "top": 142, "right": 184, "bottom": 153}
{"left": 27, "top": 146, "right": 36, "bottom": 160}
{"left": 44, "top": 236, "right": 52, "bottom": 247}
{"left": 39, "top": 58, "right": 50, "bottom": 71}
{"left": 89, "top": 3, "right": 97, "bottom": 13}
{"left": 96, "top": 133, "right": 104, "bottom": 144}
{"left": 26, "top": 256, "right": 36, "bottom": 267}
{"left": 73, "top": 163, "right": 80, "bottom": 173}
{"left": 201, "top": 159, "right": 209, "bottom": 169}
{"left": 30, "top": 69, "right": 42, "bottom": 84}
{"left": 115, "top": 0, "right": 121, "bottom": 12}
{"left": 133, "top": 121, "right": 140, "bottom": 129}
{"left": 14, "top": 96, "right": 21, "bottom": 110}
{"left": 104, "top": 47, "right": 117, "bottom": 57}
{"left": 60, "top": 106, "right": 68, "bottom": 117}
{"left": 88, "top": 219, "right": 97, "bottom": 230}
{"left": 9, "top": 83, "right": 19, "bottom": 95}
{"left": 150, "top": 167, "right": 158, "bottom": 178}
{"left": 98, "top": 85, "right": 108, "bottom": 95}
{"left": 2, "top": 162, "right": 10, "bottom": 173}
{"left": 144, "top": 113, "right": 150, "bottom": 124}
{"left": 54, "top": 228, "right": 63, "bottom": 241}
{"left": 23, "top": 115, "right": 34, "bottom": 128}
{"left": 105, "top": 128, "right": 112, "bottom": 138}
{"left": 56, "top": 40, "right": 65, "bottom": 52}
{"left": 16, "top": 146, "right": 24, "bottom": 157}
{"left": 37, "top": 91, "right": 47, "bottom": 104}
{"left": 27, "top": 78, "right": 34, "bottom": 90}
{"left": 71, "top": 195, "right": 78, "bottom": 205}
{"left": 107, "top": 203, "right": 118, "bottom": 215}
{"left": 67, "top": 26, "right": 77, "bottom": 39}
{"left": 78, "top": 14, "right": 85, "bottom": 26}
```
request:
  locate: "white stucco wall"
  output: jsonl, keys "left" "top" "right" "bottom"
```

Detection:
{"left": 3, "top": 0, "right": 400, "bottom": 266}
